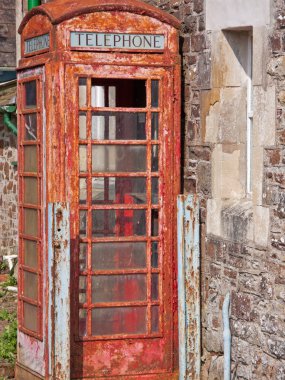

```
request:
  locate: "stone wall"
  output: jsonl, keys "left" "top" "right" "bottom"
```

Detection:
{"left": 142, "top": 0, "right": 284, "bottom": 378}
{"left": 0, "top": 114, "right": 18, "bottom": 257}
{"left": 0, "top": 0, "right": 16, "bottom": 68}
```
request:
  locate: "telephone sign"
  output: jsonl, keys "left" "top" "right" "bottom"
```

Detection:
{"left": 70, "top": 32, "right": 165, "bottom": 50}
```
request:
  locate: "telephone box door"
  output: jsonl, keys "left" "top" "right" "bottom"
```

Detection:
{"left": 65, "top": 64, "right": 178, "bottom": 378}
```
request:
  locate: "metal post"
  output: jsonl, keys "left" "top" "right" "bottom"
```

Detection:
{"left": 48, "top": 203, "right": 70, "bottom": 379}
{"left": 177, "top": 194, "right": 201, "bottom": 380}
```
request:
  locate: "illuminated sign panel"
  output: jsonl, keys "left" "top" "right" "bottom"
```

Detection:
{"left": 70, "top": 32, "right": 165, "bottom": 50}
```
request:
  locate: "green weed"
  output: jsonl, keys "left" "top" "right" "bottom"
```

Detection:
{"left": 0, "top": 310, "right": 17, "bottom": 364}
{"left": 0, "top": 261, "right": 8, "bottom": 273}
{"left": 0, "top": 275, "right": 17, "bottom": 289}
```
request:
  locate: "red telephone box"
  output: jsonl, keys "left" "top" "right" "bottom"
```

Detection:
{"left": 17, "top": 1, "right": 181, "bottom": 378}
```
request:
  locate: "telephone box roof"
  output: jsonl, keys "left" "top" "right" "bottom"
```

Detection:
{"left": 19, "top": 0, "right": 181, "bottom": 34}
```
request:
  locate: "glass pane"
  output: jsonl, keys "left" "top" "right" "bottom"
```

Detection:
{"left": 151, "top": 210, "right": 159, "bottom": 236}
{"left": 151, "top": 305, "right": 159, "bottom": 333}
{"left": 79, "top": 243, "right": 87, "bottom": 271}
{"left": 24, "top": 114, "right": 37, "bottom": 140}
{"left": 79, "top": 178, "right": 87, "bottom": 204}
{"left": 92, "top": 112, "right": 146, "bottom": 140}
{"left": 24, "top": 81, "right": 37, "bottom": 109}
{"left": 151, "top": 242, "right": 158, "bottom": 268}
{"left": 151, "top": 177, "right": 158, "bottom": 205}
{"left": 92, "top": 209, "right": 146, "bottom": 237}
{"left": 79, "top": 210, "right": 87, "bottom": 237}
{"left": 91, "top": 85, "right": 105, "bottom": 107}
{"left": 151, "top": 274, "right": 159, "bottom": 301}
{"left": 79, "top": 145, "right": 87, "bottom": 172}
{"left": 151, "top": 145, "right": 159, "bottom": 172}
{"left": 91, "top": 79, "right": 146, "bottom": 108}
{"left": 79, "top": 309, "right": 87, "bottom": 336}
{"left": 78, "top": 78, "right": 87, "bottom": 108}
{"left": 23, "top": 239, "right": 38, "bottom": 269}
{"left": 92, "top": 307, "right": 146, "bottom": 335}
{"left": 24, "top": 208, "right": 38, "bottom": 237}
{"left": 92, "top": 145, "right": 146, "bottom": 172}
{"left": 23, "top": 302, "right": 38, "bottom": 332}
{"left": 92, "top": 242, "right": 146, "bottom": 270}
{"left": 24, "top": 146, "right": 37, "bottom": 172}
{"left": 109, "top": 86, "right": 116, "bottom": 107}
{"left": 92, "top": 177, "right": 146, "bottom": 204}
{"left": 92, "top": 274, "right": 147, "bottom": 303}
{"left": 79, "top": 276, "right": 87, "bottom": 303}
{"left": 151, "top": 113, "right": 159, "bottom": 140}
{"left": 24, "top": 177, "right": 38, "bottom": 205}
{"left": 151, "top": 80, "right": 159, "bottom": 108}
{"left": 23, "top": 271, "right": 38, "bottom": 300}
{"left": 79, "top": 112, "right": 87, "bottom": 139}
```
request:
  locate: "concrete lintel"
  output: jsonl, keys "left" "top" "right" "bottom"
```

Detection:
{"left": 206, "top": 0, "right": 271, "bottom": 31}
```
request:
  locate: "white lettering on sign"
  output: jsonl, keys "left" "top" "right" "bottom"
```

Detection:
{"left": 70, "top": 32, "right": 165, "bottom": 51}
{"left": 25, "top": 34, "right": 50, "bottom": 54}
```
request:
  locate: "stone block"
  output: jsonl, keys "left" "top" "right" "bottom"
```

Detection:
{"left": 218, "top": 87, "right": 247, "bottom": 144}
{"left": 202, "top": 89, "right": 220, "bottom": 143}
{"left": 239, "top": 272, "right": 261, "bottom": 294}
{"left": 204, "top": 329, "right": 223, "bottom": 353}
{"left": 267, "top": 337, "right": 285, "bottom": 359}
{"left": 253, "top": 85, "right": 276, "bottom": 147}
{"left": 220, "top": 144, "right": 246, "bottom": 199}
{"left": 231, "top": 292, "right": 251, "bottom": 320}
{"left": 252, "top": 147, "right": 264, "bottom": 206}
{"left": 221, "top": 201, "right": 253, "bottom": 243}
{"left": 208, "top": 356, "right": 224, "bottom": 380}
{"left": 211, "top": 30, "right": 249, "bottom": 88}
{"left": 197, "top": 51, "right": 211, "bottom": 89}
{"left": 206, "top": 0, "right": 271, "bottom": 31}
{"left": 253, "top": 27, "right": 268, "bottom": 87}
{"left": 253, "top": 206, "right": 270, "bottom": 247}
{"left": 206, "top": 198, "right": 222, "bottom": 236}
{"left": 197, "top": 161, "right": 211, "bottom": 196}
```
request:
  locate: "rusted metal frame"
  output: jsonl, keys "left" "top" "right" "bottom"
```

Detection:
{"left": 158, "top": 70, "right": 175, "bottom": 367}
{"left": 77, "top": 76, "right": 161, "bottom": 338}
{"left": 79, "top": 205, "right": 159, "bottom": 210}
{"left": 156, "top": 75, "right": 164, "bottom": 336}
{"left": 80, "top": 106, "right": 162, "bottom": 112}
{"left": 81, "top": 235, "right": 160, "bottom": 240}
{"left": 80, "top": 268, "right": 160, "bottom": 275}
{"left": 177, "top": 195, "right": 201, "bottom": 380}
{"left": 77, "top": 333, "right": 163, "bottom": 343}
{"left": 21, "top": 265, "right": 42, "bottom": 275}
{"left": 172, "top": 62, "right": 181, "bottom": 372}
{"left": 64, "top": 64, "right": 176, "bottom": 375}
{"left": 81, "top": 300, "right": 160, "bottom": 308}
{"left": 79, "top": 140, "right": 159, "bottom": 145}
{"left": 18, "top": 74, "right": 44, "bottom": 340}
{"left": 48, "top": 202, "right": 71, "bottom": 379}
{"left": 86, "top": 76, "right": 93, "bottom": 338}
{"left": 177, "top": 196, "right": 187, "bottom": 379}
{"left": 20, "top": 295, "right": 41, "bottom": 307}
{"left": 79, "top": 172, "right": 160, "bottom": 177}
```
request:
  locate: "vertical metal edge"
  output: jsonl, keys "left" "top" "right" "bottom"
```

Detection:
{"left": 48, "top": 202, "right": 70, "bottom": 379}
{"left": 47, "top": 203, "right": 53, "bottom": 378}
{"left": 184, "top": 195, "right": 200, "bottom": 380}
{"left": 53, "top": 202, "right": 71, "bottom": 379}
{"left": 177, "top": 195, "right": 186, "bottom": 380}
